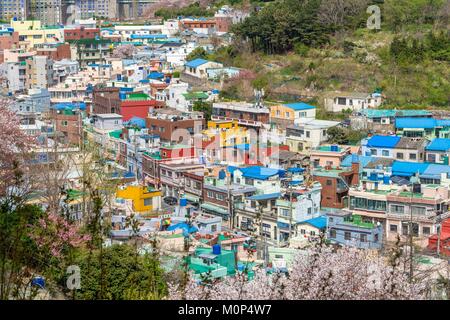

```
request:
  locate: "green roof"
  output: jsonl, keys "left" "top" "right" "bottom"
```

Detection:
{"left": 343, "top": 215, "right": 375, "bottom": 229}
{"left": 316, "top": 145, "right": 342, "bottom": 152}
{"left": 109, "top": 130, "right": 122, "bottom": 139}
{"left": 182, "top": 92, "right": 209, "bottom": 100}
{"left": 144, "top": 151, "right": 162, "bottom": 160}
{"left": 126, "top": 92, "right": 150, "bottom": 100}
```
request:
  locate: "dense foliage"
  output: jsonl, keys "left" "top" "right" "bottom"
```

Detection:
{"left": 390, "top": 31, "right": 450, "bottom": 64}
{"left": 155, "top": 2, "right": 214, "bottom": 19}
{"left": 73, "top": 244, "right": 167, "bottom": 300}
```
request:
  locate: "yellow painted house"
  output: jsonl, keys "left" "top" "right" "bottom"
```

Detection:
{"left": 11, "top": 20, "right": 64, "bottom": 50}
{"left": 270, "top": 102, "right": 316, "bottom": 123}
{"left": 204, "top": 119, "right": 250, "bottom": 147}
{"left": 116, "top": 185, "right": 162, "bottom": 213}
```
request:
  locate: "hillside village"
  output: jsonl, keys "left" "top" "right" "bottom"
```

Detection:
{"left": 0, "top": 0, "right": 449, "bottom": 301}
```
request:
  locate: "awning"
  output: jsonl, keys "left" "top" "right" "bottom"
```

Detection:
{"left": 201, "top": 203, "right": 229, "bottom": 216}
{"left": 184, "top": 193, "right": 200, "bottom": 203}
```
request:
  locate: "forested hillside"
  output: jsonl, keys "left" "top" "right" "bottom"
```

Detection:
{"left": 197, "top": 0, "right": 450, "bottom": 109}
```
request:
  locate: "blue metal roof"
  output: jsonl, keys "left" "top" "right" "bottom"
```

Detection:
{"left": 148, "top": 71, "right": 164, "bottom": 80}
{"left": 248, "top": 192, "right": 281, "bottom": 200}
{"left": 284, "top": 102, "right": 316, "bottom": 111}
{"left": 185, "top": 58, "right": 209, "bottom": 68}
{"left": 391, "top": 161, "right": 430, "bottom": 177}
{"left": 130, "top": 34, "right": 167, "bottom": 39}
{"left": 52, "top": 102, "right": 86, "bottom": 110}
{"left": 366, "top": 135, "right": 400, "bottom": 148}
{"left": 421, "top": 164, "right": 450, "bottom": 180}
{"left": 341, "top": 155, "right": 374, "bottom": 168}
{"left": 395, "top": 117, "right": 437, "bottom": 129}
{"left": 298, "top": 216, "right": 327, "bottom": 229}
{"left": 238, "top": 166, "right": 280, "bottom": 180}
{"left": 426, "top": 138, "right": 450, "bottom": 152}
{"left": 287, "top": 167, "right": 305, "bottom": 173}
{"left": 125, "top": 116, "right": 146, "bottom": 129}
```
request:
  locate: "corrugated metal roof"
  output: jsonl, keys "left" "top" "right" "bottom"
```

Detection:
{"left": 185, "top": 58, "right": 209, "bottom": 68}
{"left": 362, "top": 109, "right": 432, "bottom": 118}
{"left": 284, "top": 102, "right": 316, "bottom": 111}
{"left": 391, "top": 161, "right": 430, "bottom": 177}
{"left": 421, "top": 164, "right": 450, "bottom": 179}
{"left": 366, "top": 135, "right": 400, "bottom": 148}
{"left": 238, "top": 166, "right": 280, "bottom": 180}
{"left": 298, "top": 216, "right": 327, "bottom": 229}
{"left": 248, "top": 192, "right": 281, "bottom": 200}
{"left": 341, "top": 155, "right": 374, "bottom": 168}
{"left": 395, "top": 117, "right": 437, "bottom": 129}
{"left": 426, "top": 138, "right": 450, "bottom": 151}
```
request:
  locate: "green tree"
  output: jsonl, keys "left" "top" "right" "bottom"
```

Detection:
{"left": 193, "top": 100, "right": 213, "bottom": 121}
{"left": 186, "top": 47, "right": 209, "bottom": 61}
{"left": 74, "top": 244, "right": 167, "bottom": 300}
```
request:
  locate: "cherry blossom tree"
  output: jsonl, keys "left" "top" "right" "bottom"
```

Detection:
{"left": 28, "top": 212, "right": 91, "bottom": 258}
{"left": 0, "top": 99, "right": 35, "bottom": 196}
{"left": 168, "top": 245, "right": 429, "bottom": 300}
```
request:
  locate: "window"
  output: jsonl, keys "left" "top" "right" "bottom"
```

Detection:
{"left": 185, "top": 180, "right": 191, "bottom": 187}
{"left": 329, "top": 229, "right": 336, "bottom": 238}
{"left": 144, "top": 198, "right": 152, "bottom": 206}
{"left": 245, "top": 178, "right": 254, "bottom": 185}
{"left": 307, "top": 207, "right": 312, "bottom": 214}
{"left": 306, "top": 131, "right": 310, "bottom": 138}
{"left": 382, "top": 150, "right": 389, "bottom": 156}
{"left": 61, "top": 120, "right": 68, "bottom": 126}
{"left": 390, "top": 224, "right": 398, "bottom": 232}
{"left": 396, "top": 152, "right": 404, "bottom": 159}
{"left": 285, "top": 112, "right": 290, "bottom": 118}
{"left": 276, "top": 110, "right": 280, "bottom": 116}
{"left": 216, "top": 193, "right": 225, "bottom": 201}
{"left": 326, "top": 179, "right": 332, "bottom": 186}
{"left": 360, "top": 234, "right": 367, "bottom": 242}
{"left": 344, "top": 232, "right": 351, "bottom": 241}
{"left": 300, "top": 229, "right": 306, "bottom": 234}
{"left": 337, "top": 97, "right": 346, "bottom": 105}
{"left": 374, "top": 234, "right": 379, "bottom": 242}
{"left": 422, "top": 227, "right": 430, "bottom": 235}
{"left": 402, "top": 223, "right": 409, "bottom": 235}
{"left": 370, "top": 149, "right": 377, "bottom": 156}
{"left": 391, "top": 205, "right": 405, "bottom": 214}
{"left": 411, "top": 206, "right": 426, "bottom": 216}
{"left": 409, "top": 153, "right": 417, "bottom": 160}
{"left": 207, "top": 191, "right": 214, "bottom": 198}
{"left": 281, "top": 209, "right": 289, "bottom": 217}
{"left": 211, "top": 224, "right": 217, "bottom": 232}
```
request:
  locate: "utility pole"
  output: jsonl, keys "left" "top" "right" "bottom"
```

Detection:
{"left": 227, "top": 172, "right": 233, "bottom": 229}
{"left": 288, "top": 180, "right": 293, "bottom": 244}
{"left": 409, "top": 187, "right": 414, "bottom": 283}
{"left": 437, "top": 215, "right": 442, "bottom": 258}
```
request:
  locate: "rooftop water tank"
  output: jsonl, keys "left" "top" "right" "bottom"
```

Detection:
{"left": 330, "top": 145, "right": 339, "bottom": 152}
{"left": 383, "top": 175, "right": 390, "bottom": 184}
{"left": 212, "top": 244, "right": 221, "bottom": 255}
{"left": 180, "top": 198, "right": 187, "bottom": 207}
